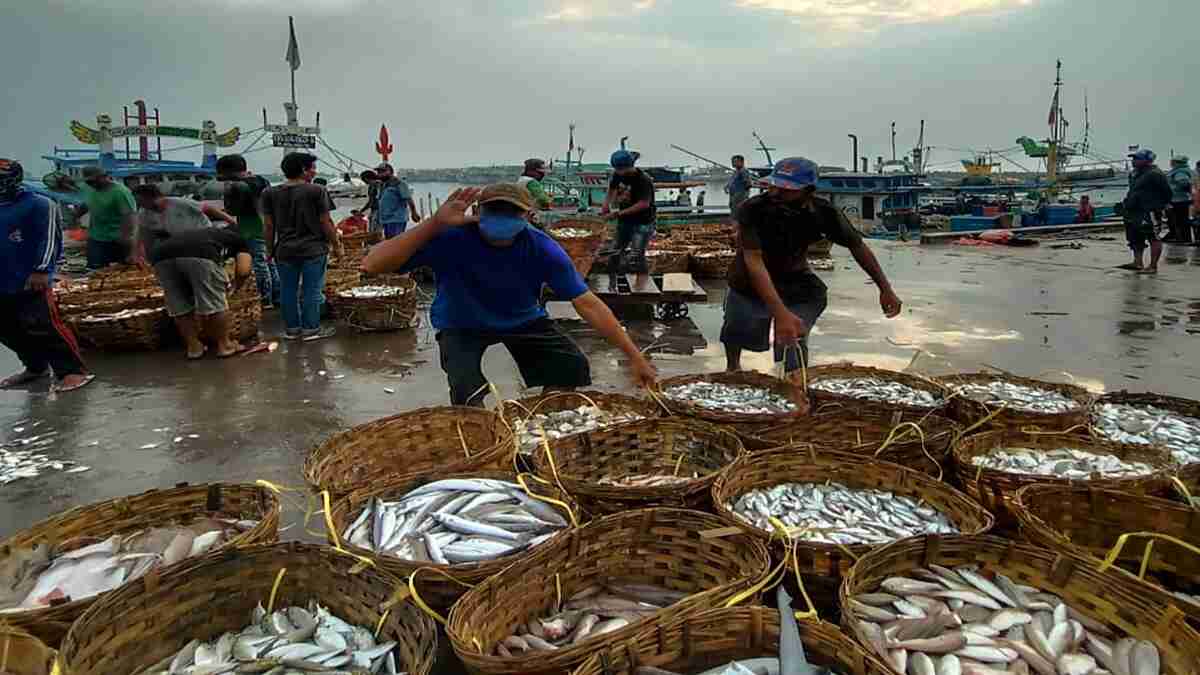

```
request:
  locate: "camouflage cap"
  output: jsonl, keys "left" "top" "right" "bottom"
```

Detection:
{"left": 479, "top": 183, "right": 533, "bottom": 211}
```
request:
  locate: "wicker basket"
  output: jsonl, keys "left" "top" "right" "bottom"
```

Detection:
{"left": 223, "top": 284, "right": 261, "bottom": 342}
{"left": 806, "top": 364, "right": 949, "bottom": 416}
{"left": 68, "top": 301, "right": 169, "bottom": 351}
{"left": 840, "top": 535, "right": 1200, "bottom": 675}
{"left": 56, "top": 287, "right": 164, "bottom": 318}
{"left": 447, "top": 507, "right": 772, "bottom": 675}
{"left": 1092, "top": 390, "right": 1200, "bottom": 490}
{"left": 533, "top": 418, "right": 744, "bottom": 516}
{"left": 0, "top": 624, "right": 55, "bottom": 675}
{"left": 738, "top": 409, "right": 961, "bottom": 478}
{"left": 571, "top": 607, "right": 892, "bottom": 675}
{"left": 327, "top": 470, "right": 575, "bottom": 610}
{"left": 501, "top": 390, "right": 663, "bottom": 458}
{"left": 304, "top": 406, "right": 512, "bottom": 495}
{"left": 937, "top": 371, "right": 1094, "bottom": 431}
{"left": 645, "top": 248, "right": 691, "bottom": 274}
{"left": 951, "top": 429, "right": 1175, "bottom": 532}
{"left": 546, "top": 218, "right": 607, "bottom": 278}
{"left": 323, "top": 264, "right": 363, "bottom": 300}
{"left": 57, "top": 542, "right": 437, "bottom": 675}
{"left": 0, "top": 482, "right": 279, "bottom": 646}
{"left": 1014, "top": 484, "right": 1200, "bottom": 626}
{"left": 334, "top": 276, "right": 419, "bottom": 332}
{"left": 712, "top": 448, "right": 993, "bottom": 582}
{"left": 658, "top": 371, "right": 807, "bottom": 425}
{"left": 83, "top": 264, "right": 159, "bottom": 292}
{"left": 689, "top": 248, "right": 736, "bottom": 279}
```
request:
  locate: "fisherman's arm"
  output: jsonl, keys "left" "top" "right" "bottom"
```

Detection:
{"left": 363, "top": 187, "right": 481, "bottom": 273}
{"left": 847, "top": 240, "right": 902, "bottom": 317}
{"left": 599, "top": 185, "right": 615, "bottom": 214}
{"left": 743, "top": 249, "right": 797, "bottom": 327}
{"left": 201, "top": 204, "right": 237, "bottom": 226}
{"left": 263, "top": 215, "right": 275, "bottom": 259}
{"left": 25, "top": 200, "right": 58, "bottom": 291}
{"left": 571, "top": 291, "right": 657, "bottom": 387}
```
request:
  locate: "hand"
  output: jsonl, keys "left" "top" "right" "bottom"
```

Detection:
{"left": 131, "top": 256, "right": 150, "bottom": 271}
{"left": 604, "top": 210, "right": 621, "bottom": 221}
{"left": 880, "top": 288, "right": 903, "bottom": 318}
{"left": 773, "top": 310, "right": 810, "bottom": 348}
{"left": 598, "top": 206, "right": 611, "bottom": 216}
{"left": 25, "top": 272, "right": 49, "bottom": 292}
{"left": 433, "top": 187, "right": 483, "bottom": 228}
{"left": 628, "top": 354, "right": 658, "bottom": 389}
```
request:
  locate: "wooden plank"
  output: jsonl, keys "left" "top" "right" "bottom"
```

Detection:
{"left": 662, "top": 273, "right": 698, "bottom": 294}
{"left": 626, "top": 273, "right": 660, "bottom": 296}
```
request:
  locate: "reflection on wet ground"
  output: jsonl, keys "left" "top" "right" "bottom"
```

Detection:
{"left": 2, "top": 236, "right": 1198, "bottom": 542}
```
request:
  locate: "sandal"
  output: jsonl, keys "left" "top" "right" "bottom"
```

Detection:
{"left": 1115, "top": 263, "right": 1142, "bottom": 270}
{"left": 187, "top": 347, "right": 208, "bottom": 360}
{"left": 51, "top": 373, "right": 96, "bottom": 394}
{"left": 0, "top": 370, "right": 49, "bottom": 388}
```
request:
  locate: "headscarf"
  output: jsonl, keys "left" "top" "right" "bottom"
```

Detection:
{"left": 0, "top": 158, "right": 24, "bottom": 203}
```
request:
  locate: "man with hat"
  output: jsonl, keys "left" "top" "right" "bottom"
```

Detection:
{"left": 1166, "top": 155, "right": 1195, "bottom": 244}
{"left": 722, "top": 157, "right": 902, "bottom": 373}
{"left": 69, "top": 165, "right": 138, "bottom": 270}
{"left": 374, "top": 163, "right": 421, "bottom": 238}
{"left": 0, "top": 159, "right": 93, "bottom": 393}
{"left": 518, "top": 158, "right": 552, "bottom": 211}
{"left": 599, "top": 149, "right": 655, "bottom": 275}
{"left": 362, "top": 183, "right": 657, "bottom": 406}
{"left": 1120, "top": 149, "right": 1172, "bottom": 273}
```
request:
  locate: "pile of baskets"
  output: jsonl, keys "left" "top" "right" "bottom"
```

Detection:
{"left": 689, "top": 247, "right": 736, "bottom": 279}
{"left": 333, "top": 273, "right": 419, "bottom": 331}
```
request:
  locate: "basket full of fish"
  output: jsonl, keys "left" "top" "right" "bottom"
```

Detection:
{"left": 689, "top": 248, "right": 737, "bottom": 280}
{"left": 712, "top": 449, "right": 993, "bottom": 593}
{"left": 805, "top": 364, "right": 949, "bottom": 417}
{"left": 447, "top": 508, "right": 772, "bottom": 675}
{"left": 658, "top": 371, "right": 807, "bottom": 425}
{"left": 328, "top": 471, "right": 575, "bottom": 610}
{"left": 334, "top": 276, "right": 419, "bottom": 332}
{"left": 544, "top": 217, "right": 607, "bottom": 278}
{"left": 1014, "top": 484, "right": 1200, "bottom": 627}
{"left": 532, "top": 418, "right": 744, "bottom": 516}
{"left": 738, "top": 410, "right": 962, "bottom": 479}
{"left": 322, "top": 263, "right": 363, "bottom": 302}
{"left": 950, "top": 429, "right": 1174, "bottom": 531}
{"left": 1090, "top": 390, "right": 1200, "bottom": 490}
{"left": 840, "top": 534, "right": 1200, "bottom": 675}
{"left": 67, "top": 300, "right": 170, "bottom": 352}
{"left": 0, "top": 482, "right": 279, "bottom": 646}
{"left": 304, "top": 406, "right": 512, "bottom": 495}
{"left": 937, "top": 372, "right": 1094, "bottom": 432}
{"left": 56, "top": 541, "right": 437, "bottom": 675}
{"left": 55, "top": 287, "right": 165, "bottom": 320}
{"left": 0, "top": 623, "right": 56, "bottom": 675}
{"left": 571, "top": 601, "right": 893, "bottom": 675}
{"left": 81, "top": 264, "right": 160, "bottom": 292}
{"left": 502, "top": 391, "right": 662, "bottom": 463}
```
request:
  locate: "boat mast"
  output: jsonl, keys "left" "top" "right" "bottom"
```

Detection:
{"left": 752, "top": 131, "right": 774, "bottom": 166}
{"left": 1046, "top": 59, "right": 1063, "bottom": 193}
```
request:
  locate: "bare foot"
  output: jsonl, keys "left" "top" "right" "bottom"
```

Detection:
{"left": 186, "top": 344, "right": 207, "bottom": 360}
{"left": 0, "top": 370, "right": 48, "bottom": 388}
{"left": 216, "top": 340, "right": 243, "bottom": 358}
{"left": 52, "top": 373, "right": 96, "bottom": 393}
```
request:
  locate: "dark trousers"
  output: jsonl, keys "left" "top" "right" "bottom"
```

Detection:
{"left": 86, "top": 239, "right": 129, "bottom": 270}
{"left": 0, "top": 290, "right": 86, "bottom": 378}
{"left": 1168, "top": 202, "right": 1193, "bottom": 243}
{"left": 436, "top": 318, "right": 591, "bottom": 406}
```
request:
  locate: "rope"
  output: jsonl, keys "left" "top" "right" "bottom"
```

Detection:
{"left": 516, "top": 472, "right": 580, "bottom": 528}
{"left": 1099, "top": 531, "right": 1200, "bottom": 578}
{"left": 266, "top": 568, "right": 287, "bottom": 614}
{"left": 875, "top": 421, "right": 941, "bottom": 481}
{"left": 404, "top": 567, "right": 476, "bottom": 626}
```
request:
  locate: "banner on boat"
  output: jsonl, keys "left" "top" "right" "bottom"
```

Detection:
{"left": 272, "top": 133, "right": 317, "bottom": 149}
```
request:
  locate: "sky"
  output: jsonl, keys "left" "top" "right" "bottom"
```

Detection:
{"left": 6, "top": 0, "right": 1198, "bottom": 176}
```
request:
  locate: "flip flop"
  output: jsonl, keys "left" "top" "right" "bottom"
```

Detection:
{"left": 187, "top": 347, "right": 208, "bottom": 360}
{"left": 239, "top": 341, "right": 276, "bottom": 356}
{"left": 1115, "top": 263, "right": 1142, "bottom": 270}
{"left": 217, "top": 345, "right": 249, "bottom": 359}
{"left": 1136, "top": 268, "right": 1158, "bottom": 275}
{"left": 51, "top": 373, "right": 96, "bottom": 394}
{"left": 0, "top": 370, "right": 49, "bottom": 388}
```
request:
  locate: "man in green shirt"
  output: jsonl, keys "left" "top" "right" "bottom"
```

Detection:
{"left": 518, "top": 158, "right": 552, "bottom": 210}
{"left": 217, "top": 154, "right": 278, "bottom": 307}
{"left": 71, "top": 166, "right": 137, "bottom": 270}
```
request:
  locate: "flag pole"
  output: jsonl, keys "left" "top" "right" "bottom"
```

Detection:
{"left": 289, "top": 16, "right": 297, "bottom": 106}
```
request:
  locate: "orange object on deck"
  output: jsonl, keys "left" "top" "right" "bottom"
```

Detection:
{"left": 336, "top": 213, "right": 368, "bottom": 236}
{"left": 67, "top": 228, "right": 88, "bottom": 242}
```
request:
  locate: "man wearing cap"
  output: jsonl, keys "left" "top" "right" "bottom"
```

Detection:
{"left": 723, "top": 157, "right": 902, "bottom": 373}
{"left": 69, "top": 166, "right": 138, "bottom": 270}
{"left": 599, "top": 150, "right": 655, "bottom": 275}
{"left": 1120, "top": 149, "right": 1172, "bottom": 273}
{"left": 0, "top": 159, "right": 93, "bottom": 393}
{"left": 375, "top": 163, "right": 421, "bottom": 238}
{"left": 518, "top": 159, "right": 552, "bottom": 211}
{"left": 362, "top": 183, "right": 657, "bottom": 406}
{"left": 1165, "top": 156, "right": 1195, "bottom": 245}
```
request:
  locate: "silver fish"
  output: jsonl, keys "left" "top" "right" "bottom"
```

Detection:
{"left": 1091, "top": 402, "right": 1200, "bottom": 465}
{"left": 662, "top": 382, "right": 797, "bottom": 414}
{"left": 808, "top": 377, "right": 943, "bottom": 409}
{"left": 970, "top": 447, "right": 1154, "bottom": 479}
{"left": 514, "top": 405, "right": 645, "bottom": 452}
{"left": 950, "top": 381, "right": 1080, "bottom": 414}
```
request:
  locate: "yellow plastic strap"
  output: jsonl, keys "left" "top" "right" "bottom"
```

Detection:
{"left": 407, "top": 567, "right": 476, "bottom": 626}
{"left": 1137, "top": 540, "right": 1155, "bottom": 581}
{"left": 1169, "top": 477, "right": 1197, "bottom": 509}
{"left": 788, "top": 538, "right": 818, "bottom": 621}
{"left": 456, "top": 420, "right": 471, "bottom": 459}
{"left": 672, "top": 453, "right": 686, "bottom": 477}
{"left": 517, "top": 473, "right": 579, "bottom": 529}
{"left": 1, "top": 634, "right": 9, "bottom": 673}
{"left": 724, "top": 556, "right": 786, "bottom": 609}
{"left": 1099, "top": 531, "right": 1200, "bottom": 574}
{"left": 645, "top": 385, "right": 673, "bottom": 415}
{"left": 1018, "top": 424, "right": 1088, "bottom": 436}
{"left": 958, "top": 403, "right": 1006, "bottom": 436}
{"left": 875, "top": 421, "right": 941, "bottom": 481}
{"left": 555, "top": 573, "right": 563, "bottom": 613}
{"left": 267, "top": 568, "right": 287, "bottom": 614}
{"left": 322, "top": 490, "right": 342, "bottom": 550}
{"left": 374, "top": 608, "right": 391, "bottom": 639}
{"left": 534, "top": 430, "right": 581, "bottom": 527}
{"left": 50, "top": 660, "right": 60, "bottom": 675}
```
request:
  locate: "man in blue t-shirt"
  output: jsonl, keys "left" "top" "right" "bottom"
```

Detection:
{"left": 363, "top": 183, "right": 657, "bottom": 406}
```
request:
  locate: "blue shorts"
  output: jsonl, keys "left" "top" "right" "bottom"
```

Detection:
{"left": 720, "top": 287, "right": 828, "bottom": 370}
{"left": 383, "top": 221, "right": 409, "bottom": 239}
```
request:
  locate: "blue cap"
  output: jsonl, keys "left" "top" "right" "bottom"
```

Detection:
{"left": 1128, "top": 149, "right": 1155, "bottom": 162}
{"left": 761, "top": 157, "right": 819, "bottom": 190}
{"left": 610, "top": 150, "right": 636, "bottom": 169}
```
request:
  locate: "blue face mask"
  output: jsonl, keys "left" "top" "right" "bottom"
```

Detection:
{"left": 479, "top": 213, "right": 528, "bottom": 241}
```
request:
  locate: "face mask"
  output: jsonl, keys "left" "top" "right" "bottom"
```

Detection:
{"left": 479, "top": 213, "right": 528, "bottom": 241}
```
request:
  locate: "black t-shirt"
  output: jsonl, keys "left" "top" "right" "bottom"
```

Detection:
{"left": 608, "top": 170, "right": 656, "bottom": 226}
{"left": 261, "top": 182, "right": 332, "bottom": 262}
{"left": 727, "top": 195, "right": 863, "bottom": 303}
{"left": 223, "top": 175, "right": 269, "bottom": 217}
{"left": 149, "top": 226, "right": 250, "bottom": 265}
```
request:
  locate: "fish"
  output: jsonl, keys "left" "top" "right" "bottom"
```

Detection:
{"left": 970, "top": 447, "right": 1154, "bottom": 479}
{"left": 933, "top": 591, "right": 1003, "bottom": 611}
{"left": 999, "top": 638, "right": 1055, "bottom": 675}
{"left": 952, "top": 646, "right": 1016, "bottom": 664}
{"left": 1091, "top": 402, "right": 1200, "bottom": 465}
{"left": 808, "top": 377, "right": 943, "bottom": 409}
{"left": 338, "top": 285, "right": 410, "bottom": 299}
{"left": 0, "top": 421, "right": 86, "bottom": 485}
{"left": 950, "top": 381, "right": 1080, "bottom": 414}
{"left": 986, "top": 610, "right": 1031, "bottom": 631}
{"left": 893, "top": 633, "right": 968, "bottom": 654}
{"left": 956, "top": 569, "right": 1016, "bottom": 609}
{"left": 908, "top": 652, "right": 936, "bottom": 675}
{"left": 514, "top": 405, "right": 646, "bottom": 453}
{"left": 936, "top": 655, "right": 961, "bottom": 675}
{"left": 776, "top": 584, "right": 821, "bottom": 675}
{"left": 1129, "top": 640, "right": 1160, "bottom": 675}
{"left": 662, "top": 382, "right": 797, "bottom": 415}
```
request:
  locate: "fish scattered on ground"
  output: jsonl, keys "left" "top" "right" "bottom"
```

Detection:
{"left": 808, "top": 377, "right": 943, "bottom": 409}
{"left": 0, "top": 518, "right": 258, "bottom": 612}
{"left": 852, "top": 564, "right": 1164, "bottom": 675}
{"left": 596, "top": 473, "right": 696, "bottom": 488}
{"left": 77, "top": 307, "right": 161, "bottom": 322}
{"left": 493, "top": 582, "right": 689, "bottom": 656}
{"left": 338, "top": 285, "right": 412, "bottom": 299}
{"left": 949, "top": 381, "right": 1080, "bottom": 414}
{"left": 1, "top": 427, "right": 87, "bottom": 485}
{"left": 663, "top": 383, "right": 796, "bottom": 415}
{"left": 970, "top": 447, "right": 1155, "bottom": 478}
{"left": 139, "top": 601, "right": 406, "bottom": 675}
{"left": 728, "top": 482, "right": 959, "bottom": 545}
{"left": 1092, "top": 402, "right": 1200, "bottom": 465}
{"left": 342, "top": 478, "right": 567, "bottom": 565}
{"left": 513, "top": 405, "right": 645, "bottom": 453}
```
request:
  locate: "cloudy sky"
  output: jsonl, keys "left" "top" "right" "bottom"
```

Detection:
{"left": 7, "top": 0, "right": 1198, "bottom": 175}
